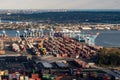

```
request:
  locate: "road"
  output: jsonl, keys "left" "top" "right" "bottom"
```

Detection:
{"left": 93, "top": 65, "right": 120, "bottom": 79}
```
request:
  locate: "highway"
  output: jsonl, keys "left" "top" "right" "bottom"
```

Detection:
{"left": 93, "top": 65, "right": 120, "bottom": 79}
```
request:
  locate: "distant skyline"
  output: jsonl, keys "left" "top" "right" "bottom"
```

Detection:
{"left": 0, "top": 0, "right": 120, "bottom": 9}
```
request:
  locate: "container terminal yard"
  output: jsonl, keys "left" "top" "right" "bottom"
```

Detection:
{"left": 0, "top": 28, "right": 119, "bottom": 80}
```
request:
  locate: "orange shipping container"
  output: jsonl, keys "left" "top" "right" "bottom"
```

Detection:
{"left": 32, "top": 74, "right": 39, "bottom": 79}
{"left": 0, "top": 50, "right": 5, "bottom": 54}
{"left": 29, "top": 78, "right": 41, "bottom": 80}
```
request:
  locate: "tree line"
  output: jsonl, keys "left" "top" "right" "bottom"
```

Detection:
{"left": 98, "top": 48, "right": 120, "bottom": 66}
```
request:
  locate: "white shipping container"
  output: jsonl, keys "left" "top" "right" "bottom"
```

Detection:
{"left": 20, "top": 76, "right": 24, "bottom": 80}
{"left": 0, "top": 76, "right": 1, "bottom": 80}
{"left": 9, "top": 74, "right": 13, "bottom": 80}
{"left": 25, "top": 76, "right": 29, "bottom": 80}
{"left": 16, "top": 73, "right": 20, "bottom": 80}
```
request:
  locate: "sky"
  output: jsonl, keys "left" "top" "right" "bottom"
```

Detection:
{"left": 0, "top": 0, "right": 120, "bottom": 9}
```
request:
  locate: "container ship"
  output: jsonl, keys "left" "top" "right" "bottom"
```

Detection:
{"left": 74, "top": 32, "right": 99, "bottom": 46}
{"left": 60, "top": 29, "right": 99, "bottom": 46}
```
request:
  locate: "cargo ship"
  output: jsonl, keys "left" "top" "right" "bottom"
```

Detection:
{"left": 74, "top": 32, "right": 99, "bottom": 46}
{"left": 60, "top": 29, "right": 99, "bottom": 46}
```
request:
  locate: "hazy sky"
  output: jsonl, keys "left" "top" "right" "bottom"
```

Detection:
{"left": 0, "top": 0, "right": 120, "bottom": 9}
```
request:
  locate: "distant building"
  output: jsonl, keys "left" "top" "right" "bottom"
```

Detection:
{"left": 81, "top": 27, "right": 92, "bottom": 30}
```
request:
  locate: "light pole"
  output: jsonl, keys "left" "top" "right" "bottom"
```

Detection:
{"left": 16, "top": 30, "right": 20, "bottom": 37}
{"left": 2, "top": 30, "right": 6, "bottom": 37}
{"left": 40, "top": 28, "right": 43, "bottom": 37}
{"left": 24, "top": 30, "right": 27, "bottom": 38}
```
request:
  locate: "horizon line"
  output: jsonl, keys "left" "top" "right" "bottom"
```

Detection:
{"left": 0, "top": 9, "right": 120, "bottom": 10}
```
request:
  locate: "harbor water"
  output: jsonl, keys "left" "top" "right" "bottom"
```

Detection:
{"left": 0, "top": 30, "right": 120, "bottom": 47}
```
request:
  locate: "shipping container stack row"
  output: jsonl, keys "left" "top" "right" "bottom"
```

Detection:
{"left": 43, "top": 37, "right": 99, "bottom": 61}
{"left": 0, "top": 72, "right": 41, "bottom": 80}
{"left": 0, "top": 56, "right": 42, "bottom": 80}
{"left": 0, "top": 69, "right": 118, "bottom": 80}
